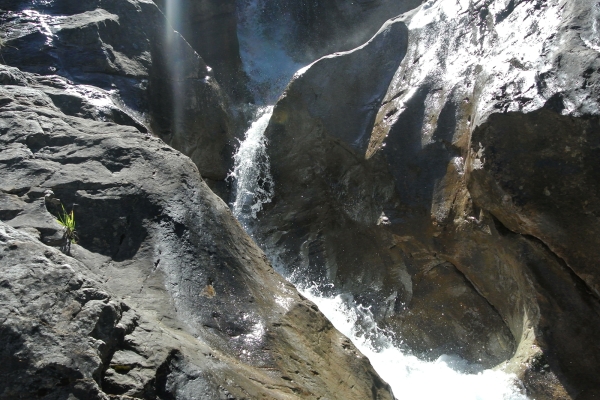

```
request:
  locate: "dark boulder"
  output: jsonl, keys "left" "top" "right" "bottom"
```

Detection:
{"left": 0, "top": 0, "right": 236, "bottom": 197}
{"left": 0, "top": 65, "right": 393, "bottom": 399}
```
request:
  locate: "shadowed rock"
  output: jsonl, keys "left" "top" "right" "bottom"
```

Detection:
{"left": 258, "top": 0, "right": 600, "bottom": 396}
{"left": 0, "top": 57, "right": 392, "bottom": 400}
{"left": 152, "top": 0, "right": 250, "bottom": 103}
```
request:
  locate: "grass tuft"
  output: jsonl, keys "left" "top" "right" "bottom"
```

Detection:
{"left": 57, "top": 204, "right": 78, "bottom": 244}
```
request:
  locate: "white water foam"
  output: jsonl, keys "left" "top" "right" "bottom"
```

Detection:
{"left": 229, "top": 106, "right": 275, "bottom": 230}
{"left": 298, "top": 285, "right": 528, "bottom": 400}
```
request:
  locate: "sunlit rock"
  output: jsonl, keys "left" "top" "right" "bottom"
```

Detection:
{"left": 0, "top": 0, "right": 236, "bottom": 197}
{"left": 259, "top": 0, "right": 600, "bottom": 396}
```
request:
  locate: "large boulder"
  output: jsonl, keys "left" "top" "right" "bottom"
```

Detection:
{"left": 258, "top": 0, "right": 600, "bottom": 397}
{"left": 0, "top": 0, "right": 236, "bottom": 196}
{"left": 0, "top": 65, "right": 393, "bottom": 399}
{"left": 261, "top": 11, "right": 515, "bottom": 369}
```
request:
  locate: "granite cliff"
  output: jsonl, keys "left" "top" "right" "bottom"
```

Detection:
{"left": 257, "top": 0, "right": 600, "bottom": 398}
{"left": 2, "top": 0, "right": 600, "bottom": 399}
{"left": 0, "top": 0, "right": 392, "bottom": 398}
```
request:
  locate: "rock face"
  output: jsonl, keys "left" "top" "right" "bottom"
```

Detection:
{"left": 0, "top": 10, "right": 393, "bottom": 400}
{"left": 242, "top": 0, "right": 424, "bottom": 64}
{"left": 259, "top": 0, "right": 600, "bottom": 397}
{"left": 261, "top": 12, "right": 516, "bottom": 368}
{"left": 152, "top": 0, "right": 249, "bottom": 102}
{"left": 0, "top": 0, "right": 236, "bottom": 197}
{"left": 0, "top": 65, "right": 392, "bottom": 399}
{"left": 0, "top": 219, "right": 389, "bottom": 399}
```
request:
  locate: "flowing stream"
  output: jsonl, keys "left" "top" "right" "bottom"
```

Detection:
{"left": 229, "top": 106, "right": 528, "bottom": 400}
{"left": 232, "top": 3, "right": 528, "bottom": 397}
{"left": 299, "top": 288, "right": 527, "bottom": 400}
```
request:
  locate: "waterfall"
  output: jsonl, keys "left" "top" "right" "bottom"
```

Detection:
{"left": 229, "top": 106, "right": 275, "bottom": 231}
{"left": 299, "top": 287, "right": 527, "bottom": 400}
{"left": 229, "top": 108, "right": 529, "bottom": 400}
{"left": 232, "top": 4, "right": 528, "bottom": 397}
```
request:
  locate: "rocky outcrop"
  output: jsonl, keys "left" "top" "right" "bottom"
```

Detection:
{"left": 152, "top": 0, "right": 249, "bottom": 102}
{"left": 1, "top": 222, "right": 185, "bottom": 399}
{"left": 0, "top": 0, "right": 236, "bottom": 197}
{"left": 259, "top": 0, "right": 600, "bottom": 397}
{"left": 0, "top": 31, "right": 392, "bottom": 400}
{"left": 261, "top": 12, "right": 516, "bottom": 369}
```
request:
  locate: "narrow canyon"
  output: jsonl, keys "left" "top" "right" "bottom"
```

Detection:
{"left": 1, "top": 0, "right": 599, "bottom": 399}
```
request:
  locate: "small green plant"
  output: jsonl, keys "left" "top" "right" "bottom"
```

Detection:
{"left": 0, "top": 34, "right": 6, "bottom": 64}
{"left": 57, "top": 204, "right": 78, "bottom": 244}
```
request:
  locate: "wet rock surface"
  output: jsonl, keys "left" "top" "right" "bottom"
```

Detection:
{"left": 260, "top": 0, "right": 600, "bottom": 396}
{"left": 241, "top": 0, "right": 424, "bottom": 65}
{"left": 152, "top": 0, "right": 250, "bottom": 102}
{"left": 0, "top": 28, "right": 392, "bottom": 400}
{"left": 0, "top": 0, "right": 236, "bottom": 196}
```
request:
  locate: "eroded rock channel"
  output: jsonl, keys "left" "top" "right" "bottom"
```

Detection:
{"left": 1, "top": 0, "right": 599, "bottom": 399}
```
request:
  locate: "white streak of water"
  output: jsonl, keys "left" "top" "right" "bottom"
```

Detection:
{"left": 229, "top": 106, "right": 528, "bottom": 399}
{"left": 229, "top": 106, "right": 274, "bottom": 230}
{"left": 298, "top": 285, "right": 528, "bottom": 400}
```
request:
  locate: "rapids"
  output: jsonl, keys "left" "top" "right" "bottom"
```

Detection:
{"left": 229, "top": 107, "right": 528, "bottom": 400}
{"left": 231, "top": 1, "right": 531, "bottom": 397}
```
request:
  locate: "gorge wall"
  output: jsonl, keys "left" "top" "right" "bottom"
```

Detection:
{"left": 0, "top": 0, "right": 239, "bottom": 198}
{"left": 2, "top": 0, "right": 600, "bottom": 398}
{"left": 256, "top": 0, "right": 600, "bottom": 398}
{"left": 0, "top": 0, "right": 394, "bottom": 399}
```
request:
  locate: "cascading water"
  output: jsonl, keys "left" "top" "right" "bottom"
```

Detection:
{"left": 229, "top": 106, "right": 274, "bottom": 232}
{"left": 299, "top": 287, "right": 528, "bottom": 400}
{"left": 229, "top": 109, "right": 529, "bottom": 400}
{"left": 231, "top": 1, "right": 530, "bottom": 396}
